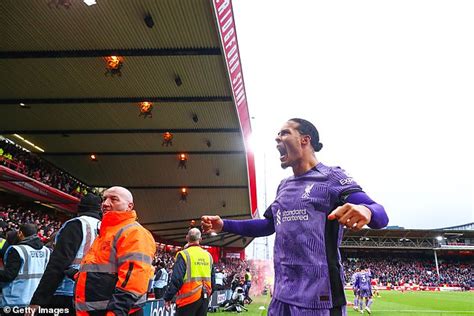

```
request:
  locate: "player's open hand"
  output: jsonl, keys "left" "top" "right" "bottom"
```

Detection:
{"left": 327, "top": 203, "right": 372, "bottom": 231}
{"left": 201, "top": 215, "right": 223, "bottom": 234}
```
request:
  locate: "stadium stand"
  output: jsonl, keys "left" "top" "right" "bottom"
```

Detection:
{"left": 344, "top": 257, "right": 472, "bottom": 288}
{"left": 1, "top": 138, "right": 89, "bottom": 198}
{"left": 342, "top": 227, "right": 474, "bottom": 291}
{"left": 0, "top": 203, "right": 67, "bottom": 243}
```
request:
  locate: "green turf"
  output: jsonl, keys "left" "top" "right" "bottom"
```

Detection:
{"left": 214, "top": 291, "right": 474, "bottom": 316}
{"left": 215, "top": 293, "right": 270, "bottom": 316}
{"left": 346, "top": 290, "right": 474, "bottom": 316}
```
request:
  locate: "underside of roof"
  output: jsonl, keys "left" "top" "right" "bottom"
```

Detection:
{"left": 0, "top": 0, "right": 257, "bottom": 248}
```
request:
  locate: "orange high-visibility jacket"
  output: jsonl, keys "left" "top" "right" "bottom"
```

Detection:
{"left": 75, "top": 210, "right": 155, "bottom": 316}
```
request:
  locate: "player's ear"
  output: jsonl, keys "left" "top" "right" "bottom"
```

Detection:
{"left": 301, "top": 135, "right": 311, "bottom": 145}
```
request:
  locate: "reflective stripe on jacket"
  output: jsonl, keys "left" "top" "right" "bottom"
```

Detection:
{"left": 175, "top": 246, "right": 213, "bottom": 307}
{"left": 55, "top": 216, "right": 100, "bottom": 296}
{"left": 74, "top": 210, "right": 156, "bottom": 315}
{"left": 1, "top": 245, "right": 50, "bottom": 307}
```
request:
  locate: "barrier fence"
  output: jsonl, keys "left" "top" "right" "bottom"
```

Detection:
{"left": 143, "top": 290, "right": 231, "bottom": 316}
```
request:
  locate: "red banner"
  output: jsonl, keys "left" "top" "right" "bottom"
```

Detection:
{"left": 212, "top": 0, "right": 258, "bottom": 218}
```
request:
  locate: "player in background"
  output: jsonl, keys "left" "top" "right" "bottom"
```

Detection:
{"left": 357, "top": 266, "right": 373, "bottom": 314}
{"left": 371, "top": 276, "right": 381, "bottom": 298}
{"left": 351, "top": 268, "right": 361, "bottom": 311}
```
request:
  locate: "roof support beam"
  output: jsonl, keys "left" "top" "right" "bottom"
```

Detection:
{"left": 0, "top": 96, "right": 231, "bottom": 105}
{"left": 99, "top": 185, "right": 248, "bottom": 189}
{"left": 42, "top": 151, "right": 244, "bottom": 156}
{"left": 160, "top": 232, "right": 232, "bottom": 238}
{"left": 0, "top": 48, "right": 222, "bottom": 59}
{"left": 221, "top": 235, "right": 245, "bottom": 247}
{"left": 142, "top": 213, "right": 249, "bottom": 227}
{"left": 1, "top": 128, "right": 239, "bottom": 135}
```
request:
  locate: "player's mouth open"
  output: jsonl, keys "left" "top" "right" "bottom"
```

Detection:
{"left": 277, "top": 145, "right": 288, "bottom": 162}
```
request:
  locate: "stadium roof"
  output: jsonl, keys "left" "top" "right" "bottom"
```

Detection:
{"left": 0, "top": 0, "right": 257, "bottom": 248}
{"left": 342, "top": 228, "right": 474, "bottom": 251}
{"left": 437, "top": 222, "right": 474, "bottom": 231}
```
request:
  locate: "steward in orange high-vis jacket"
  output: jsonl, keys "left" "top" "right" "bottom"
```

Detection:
{"left": 74, "top": 186, "right": 156, "bottom": 316}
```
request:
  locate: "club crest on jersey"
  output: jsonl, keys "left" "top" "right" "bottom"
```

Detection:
{"left": 301, "top": 183, "right": 314, "bottom": 199}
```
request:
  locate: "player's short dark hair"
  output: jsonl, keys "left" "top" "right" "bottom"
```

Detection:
{"left": 289, "top": 118, "right": 323, "bottom": 152}
{"left": 20, "top": 223, "right": 37, "bottom": 237}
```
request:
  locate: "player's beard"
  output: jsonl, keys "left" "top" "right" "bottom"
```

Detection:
{"left": 280, "top": 159, "right": 290, "bottom": 169}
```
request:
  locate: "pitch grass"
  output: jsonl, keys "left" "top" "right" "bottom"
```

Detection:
{"left": 346, "top": 290, "right": 474, "bottom": 315}
{"left": 214, "top": 291, "right": 474, "bottom": 315}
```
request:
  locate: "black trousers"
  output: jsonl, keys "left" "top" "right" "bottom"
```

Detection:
{"left": 330, "top": 306, "right": 344, "bottom": 316}
{"left": 154, "top": 287, "right": 166, "bottom": 299}
{"left": 86, "top": 309, "right": 143, "bottom": 316}
{"left": 176, "top": 298, "right": 209, "bottom": 316}
{"left": 39, "top": 295, "right": 75, "bottom": 316}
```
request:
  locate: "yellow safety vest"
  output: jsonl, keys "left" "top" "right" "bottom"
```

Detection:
{"left": 0, "top": 238, "right": 6, "bottom": 250}
{"left": 245, "top": 272, "right": 252, "bottom": 281}
{"left": 175, "top": 246, "right": 213, "bottom": 307}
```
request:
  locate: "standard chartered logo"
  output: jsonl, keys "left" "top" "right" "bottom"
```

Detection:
{"left": 281, "top": 209, "right": 309, "bottom": 222}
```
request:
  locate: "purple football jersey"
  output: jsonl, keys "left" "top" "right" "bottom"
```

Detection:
{"left": 357, "top": 272, "right": 372, "bottom": 291}
{"left": 264, "top": 163, "right": 362, "bottom": 309}
{"left": 351, "top": 272, "right": 360, "bottom": 288}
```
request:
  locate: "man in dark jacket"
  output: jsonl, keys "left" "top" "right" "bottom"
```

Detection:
{"left": 28, "top": 193, "right": 102, "bottom": 316}
{"left": 0, "top": 224, "right": 50, "bottom": 307}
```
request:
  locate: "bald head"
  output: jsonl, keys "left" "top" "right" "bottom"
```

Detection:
{"left": 102, "top": 186, "right": 134, "bottom": 212}
{"left": 106, "top": 186, "right": 133, "bottom": 203}
{"left": 186, "top": 228, "right": 202, "bottom": 243}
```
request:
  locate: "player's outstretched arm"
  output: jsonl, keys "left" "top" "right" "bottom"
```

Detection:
{"left": 201, "top": 215, "right": 275, "bottom": 237}
{"left": 328, "top": 191, "right": 388, "bottom": 230}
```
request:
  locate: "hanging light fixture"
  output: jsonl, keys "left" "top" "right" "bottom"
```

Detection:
{"left": 138, "top": 101, "right": 153, "bottom": 118}
{"left": 178, "top": 153, "right": 187, "bottom": 169}
{"left": 162, "top": 132, "right": 173, "bottom": 147}
{"left": 90, "top": 154, "right": 98, "bottom": 162}
{"left": 104, "top": 56, "right": 124, "bottom": 76}
{"left": 180, "top": 188, "right": 188, "bottom": 202}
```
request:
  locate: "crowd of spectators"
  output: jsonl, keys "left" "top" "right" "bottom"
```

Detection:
{"left": 344, "top": 257, "right": 473, "bottom": 288}
{"left": 0, "top": 138, "right": 89, "bottom": 197}
{"left": 215, "top": 258, "right": 251, "bottom": 290}
{"left": 152, "top": 249, "right": 175, "bottom": 274}
{"left": 151, "top": 248, "right": 251, "bottom": 291}
{"left": 0, "top": 204, "right": 65, "bottom": 246}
